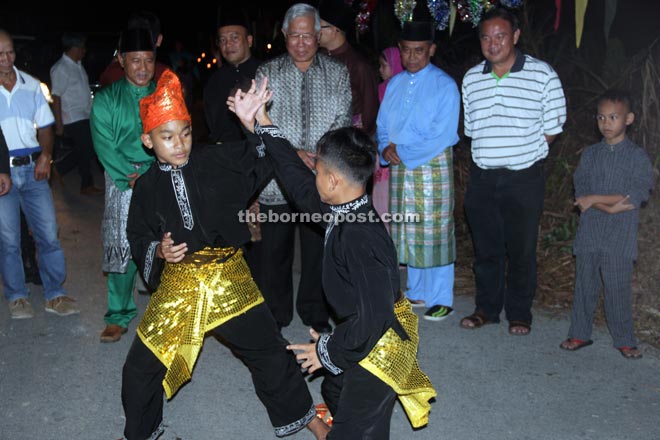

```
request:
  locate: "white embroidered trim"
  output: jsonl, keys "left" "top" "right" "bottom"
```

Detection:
{"left": 317, "top": 334, "right": 343, "bottom": 375}
{"left": 144, "top": 241, "right": 159, "bottom": 281}
{"left": 157, "top": 160, "right": 189, "bottom": 171}
{"left": 256, "top": 143, "right": 266, "bottom": 158}
{"left": 274, "top": 405, "right": 317, "bottom": 437}
{"left": 324, "top": 212, "right": 339, "bottom": 246}
{"left": 255, "top": 122, "right": 287, "bottom": 139}
{"left": 146, "top": 422, "right": 165, "bottom": 440}
{"left": 171, "top": 169, "right": 194, "bottom": 230}
{"left": 330, "top": 194, "right": 368, "bottom": 214}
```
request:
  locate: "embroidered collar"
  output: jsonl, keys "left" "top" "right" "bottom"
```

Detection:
{"left": 329, "top": 194, "right": 369, "bottom": 214}
{"left": 157, "top": 159, "right": 190, "bottom": 171}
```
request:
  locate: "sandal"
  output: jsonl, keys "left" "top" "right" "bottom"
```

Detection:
{"left": 508, "top": 320, "right": 531, "bottom": 336}
{"left": 315, "top": 403, "right": 333, "bottom": 427}
{"left": 617, "top": 346, "right": 643, "bottom": 359}
{"left": 459, "top": 311, "right": 492, "bottom": 329}
{"left": 559, "top": 338, "right": 593, "bottom": 351}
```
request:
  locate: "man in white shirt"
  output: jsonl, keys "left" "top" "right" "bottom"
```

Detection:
{"left": 50, "top": 32, "right": 102, "bottom": 196}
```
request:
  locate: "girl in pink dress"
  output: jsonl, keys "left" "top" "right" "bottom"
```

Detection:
{"left": 373, "top": 47, "right": 403, "bottom": 223}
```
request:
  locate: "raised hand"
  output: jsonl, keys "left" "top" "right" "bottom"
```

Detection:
{"left": 227, "top": 78, "right": 273, "bottom": 132}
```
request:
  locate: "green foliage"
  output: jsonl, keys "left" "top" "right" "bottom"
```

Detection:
{"left": 542, "top": 215, "right": 577, "bottom": 254}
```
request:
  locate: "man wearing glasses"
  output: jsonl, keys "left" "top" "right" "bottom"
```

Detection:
{"left": 247, "top": 3, "right": 351, "bottom": 335}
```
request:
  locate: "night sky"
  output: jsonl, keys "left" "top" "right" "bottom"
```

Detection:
{"left": 4, "top": 1, "right": 660, "bottom": 84}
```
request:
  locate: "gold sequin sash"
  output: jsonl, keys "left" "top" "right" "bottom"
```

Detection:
{"left": 137, "top": 247, "right": 264, "bottom": 399}
{"left": 358, "top": 298, "right": 437, "bottom": 428}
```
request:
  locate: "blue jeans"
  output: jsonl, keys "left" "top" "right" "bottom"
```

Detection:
{"left": 0, "top": 163, "right": 67, "bottom": 301}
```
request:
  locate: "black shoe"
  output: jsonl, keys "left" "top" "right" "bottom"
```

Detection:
{"left": 311, "top": 321, "right": 333, "bottom": 334}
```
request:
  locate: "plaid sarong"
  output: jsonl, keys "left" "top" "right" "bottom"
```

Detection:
{"left": 389, "top": 149, "right": 455, "bottom": 268}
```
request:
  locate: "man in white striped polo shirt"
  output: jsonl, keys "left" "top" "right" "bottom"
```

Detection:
{"left": 460, "top": 8, "right": 566, "bottom": 335}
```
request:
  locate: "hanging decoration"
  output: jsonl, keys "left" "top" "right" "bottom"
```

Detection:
{"left": 449, "top": 1, "right": 457, "bottom": 35}
{"left": 454, "top": 0, "right": 474, "bottom": 25}
{"left": 356, "top": 0, "right": 378, "bottom": 34}
{"left": 395, "top": 0, "right": 417, "bottom": 27}
{"left": 427, "top": 0, "right": 451, "bottom": 30}
{"left": 603, "top": 0, "right": 617, "bottom": 41}
{"left": 395, "top": 0, "right": 524, "bottom": 31}
{"left": 575, "top": 0, "right": 588, "bottom": 48}
{"left": 554, "top": 0, "right": 562, "bottom": 32}
{"left": 499, "top": 0, "right": 523, "bottom": 8}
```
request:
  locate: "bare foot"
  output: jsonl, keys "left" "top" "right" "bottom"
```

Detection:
{"left": 559, "top": 338, "right": 593, "bottom": 351}
{"left": 508, "top": 320, "right": 531, "bottom": 336}
{"left": 307, "top": 416, "right": 330, "bottom": 439}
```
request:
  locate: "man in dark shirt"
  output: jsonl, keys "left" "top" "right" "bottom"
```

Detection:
{"left": 318, "top": 0, "right": 379, "bottom": 136}
{"left": 203, "top": 9, "right": 260, "bottom": 143}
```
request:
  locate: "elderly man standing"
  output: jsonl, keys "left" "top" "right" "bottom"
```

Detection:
{"left": 91, "top": 28, "right": 157, "bottom": 343}
{"left": 249, "top": 3, "right": 351, "bottom": 333}
{"left": 460, "top": 8, "right": 566, "bottom": 335}
{"left": 0, "top": 29, "right": 80, "bottom": 319}
{"left": 203, "top": 7, "right": 260, "bottom": 143}
{"left": 376, "top": 21, "right": 460, "bottom": 322}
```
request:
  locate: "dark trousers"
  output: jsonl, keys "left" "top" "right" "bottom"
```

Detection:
{"left": 245, "top": 203, "right": 330, "bottom": 328}
{"left": 54, "top": 119, "right": 97, "bottom": 189}
{"left": 121, "top": 303, "right": 313, "bottom": 440}
{"left": 325, "top": 366, "right": 397, "bottom": 440}
{"left": 464, "top": 161, "right": 545, "bottom": 323}
{"left": 569, "top": 253, "right": 636, "bottom": 347}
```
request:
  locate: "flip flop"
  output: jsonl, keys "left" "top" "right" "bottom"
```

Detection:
{"left": 559, "top": 338, "right": 593, "bottom": 351}
{"left": 459, "top": 311, "right": 493, "bottom": 329}
{"left": 617, "top": 346, "right": 643, "bottom": 359}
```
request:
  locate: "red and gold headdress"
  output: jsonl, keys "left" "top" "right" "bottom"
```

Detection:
{"left": 139, "top": 69, "right": 191, "bottom": 134}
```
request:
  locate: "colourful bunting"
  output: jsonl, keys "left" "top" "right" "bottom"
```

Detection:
{"left": 575, "top": 0, "right": 588, "bottom": 48}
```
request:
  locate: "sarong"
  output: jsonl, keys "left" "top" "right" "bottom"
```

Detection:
{"left": 137, "top": 247, "right": 264, "bottom": 398}
{"left": 359, "top": 298, "right": 437, "bottom": 428}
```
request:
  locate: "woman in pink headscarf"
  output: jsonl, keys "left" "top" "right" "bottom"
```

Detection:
{"left": 373, "top": 47, "right": 403, "bottom": 226}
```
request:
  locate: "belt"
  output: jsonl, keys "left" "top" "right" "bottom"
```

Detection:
{"left": 10, "top": 152, "right": 41, "bottom": 167}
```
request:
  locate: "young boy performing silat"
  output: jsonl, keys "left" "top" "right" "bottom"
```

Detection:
{"left": 121, "top": 70, "right": 329, "bottom": 440}
{"left": 230, "top": 79, "right": 437, "bottom": 439}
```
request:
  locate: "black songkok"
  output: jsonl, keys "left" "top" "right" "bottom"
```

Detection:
{"left": 400, "top": 21, "right": 435, "bottom": 42}
{"left": 217, "top": 5, "right": 251, "bottom": 32}
{"left": 318, "top": 0, "right": 355, "bottom": 34}
{"left": 119, "top": 28, "right": 155, "bottom": 53}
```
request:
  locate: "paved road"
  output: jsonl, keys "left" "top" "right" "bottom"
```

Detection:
{"left": 1, "top": 170, "right": 659, "bottom": 440}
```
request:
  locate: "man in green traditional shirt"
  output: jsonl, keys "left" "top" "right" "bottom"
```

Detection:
{"left": 90, "top": 28, "right": 157, "bottom": 343}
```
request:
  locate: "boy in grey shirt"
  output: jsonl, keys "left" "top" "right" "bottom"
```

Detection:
{"left": 560, "top": 90, "right": 654, "bottom": 359}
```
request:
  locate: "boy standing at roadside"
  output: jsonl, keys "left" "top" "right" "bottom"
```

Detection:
{"left": 560, "top": 90, "right": 654, "bottom": 359}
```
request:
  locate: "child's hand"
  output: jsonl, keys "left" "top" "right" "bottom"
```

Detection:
{"left": 574, "top": 195, "right": 593, "bottom": 212}
{"left": 297, "top": 150, "right": 317, "bottom": 170}
{"left": 227, "top": 78, "right": 273, "bottom": 131}
{"left": 158, "top": 232, "right": 188, "bottom": 263}
{"left": 127, "top": 172, "right": 140, "bottom": 189}
{"left": 608, "top": 195, "right": 635, "bottom": 214}
{"left": 287, "top": 328, "right": 323, "bottom": 373}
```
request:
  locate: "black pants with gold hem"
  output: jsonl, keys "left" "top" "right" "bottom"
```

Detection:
{"left": 121, "top": 303, "right": 313, "bottom": 440}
